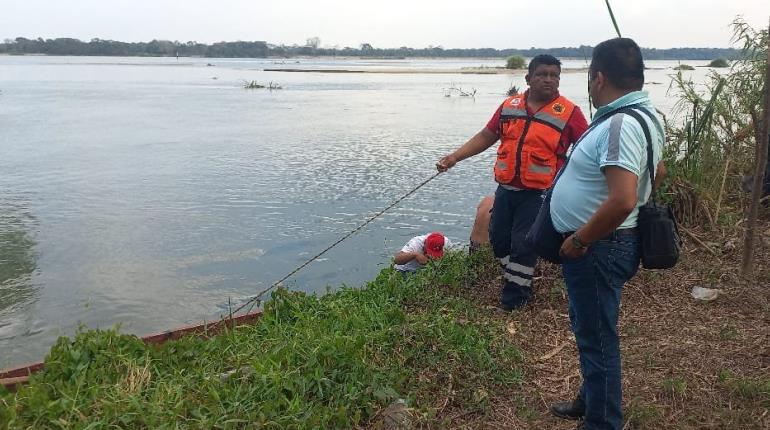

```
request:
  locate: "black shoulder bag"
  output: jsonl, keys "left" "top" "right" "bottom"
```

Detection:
{"left": 525, "top": 105, "right": 640, "bottom": 264}
{"left": 626, "top": 109, "right": 681, "bottom": 269}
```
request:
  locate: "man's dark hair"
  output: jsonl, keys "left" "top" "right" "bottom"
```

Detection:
{"left": 528, "top": 54, "right": 561, "bottom": 75}
{"left": 590, "top": 38, "right": 645, "bottom": 90}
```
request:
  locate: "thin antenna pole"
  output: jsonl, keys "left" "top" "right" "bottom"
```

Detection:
{"left": 604, "top": 0, "right": 622, "bottom": 38}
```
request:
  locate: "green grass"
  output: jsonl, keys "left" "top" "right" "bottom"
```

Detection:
{"left": 718, "top": 370, "right": 770, "bottom": 406}
{"left": 662, "top": 376, "right": 687, "bottom": 397}
{"left": 718, "top": 322, "right": 741, "bottom": 341}
{"left": 625, "top": 397, "right": 664, "bottom": 428}
{"left": 0, "top": 252, "right": 522, "bottom": 429}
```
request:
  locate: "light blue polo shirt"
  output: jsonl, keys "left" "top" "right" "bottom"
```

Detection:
{"left": 550, "top": 91, "right": 665, "bottom": 233}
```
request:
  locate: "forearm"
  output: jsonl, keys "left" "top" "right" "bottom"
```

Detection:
{"left": 451, "top": 129, "right": 498, "bottom": 162}
{"left": 393, "top": 251, "right": 418, "bottom": 265}
{"left": 575, "top": 198, "right": 634, "bottom": 244}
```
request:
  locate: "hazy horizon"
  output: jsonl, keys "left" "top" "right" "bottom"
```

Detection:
{"left": 0, "top": 36, "right": 747, "bottom": 52}
{"left": 2, "top": 1, "right": 769, "bottom": 50}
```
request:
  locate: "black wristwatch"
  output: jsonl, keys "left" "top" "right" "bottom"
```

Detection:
{"left": 572, "top": 233, "right": 589, "bottom": 249}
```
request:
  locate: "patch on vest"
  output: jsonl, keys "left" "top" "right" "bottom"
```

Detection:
{"left": 510, "top": 98, "right": 522, "bottom": 106}
{"left": 552, "top": 102, "right": 565, "bottom": 114}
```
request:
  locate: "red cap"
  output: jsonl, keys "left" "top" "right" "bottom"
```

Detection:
{"left": 424, "top": 232, "right": 446, "bottom": 259}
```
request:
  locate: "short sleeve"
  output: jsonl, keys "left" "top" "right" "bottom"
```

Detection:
{"left": 566, "top": 107, "right": 589, "bottom": 144}
{"left": 598, "top": 114, "right": 646, "bottom": 177}
{"left": 485, "top": 103, "right": 505, "bottom": 136}
{"left": 401, "top": 236, "right": 424, "bottom": 253}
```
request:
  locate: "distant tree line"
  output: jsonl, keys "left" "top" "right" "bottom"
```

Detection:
{"left": 0, "top": 37, "right": 740, "bottom": 60}
{"left": 0, "top": 37, "right": 269, "bottom": 57}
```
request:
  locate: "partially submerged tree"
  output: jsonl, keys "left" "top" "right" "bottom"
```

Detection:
{"left": 505, "top": 55, "right": 526, "bottom": 69}
{"left": 708, "top": 58, "right": 730, "bottom": 68}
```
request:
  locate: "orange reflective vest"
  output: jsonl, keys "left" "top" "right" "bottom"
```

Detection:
{"left": 494, "top": 93, "right": 576, "bottom": 189}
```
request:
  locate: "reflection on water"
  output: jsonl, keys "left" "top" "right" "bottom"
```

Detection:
{"left": 0, "top": 56, "right": 712, "bottom": 366}
{"left": 0, "top": 199, "right": 40, "bottom": 346}
{"left": 0, "top": 229, "right": 37, "bottom": 307}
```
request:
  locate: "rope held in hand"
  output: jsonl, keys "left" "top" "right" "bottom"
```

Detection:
{"left": 231, "top": 171, "right": 443, "bottom": 316}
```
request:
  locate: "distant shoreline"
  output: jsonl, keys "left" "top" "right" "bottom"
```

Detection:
{"left": 262, "top": 67, "right": 590, "bottom": 75}
{"left": 1, "top": 37, "right": 739, "bottom": 62}
{"left": 0, "top": 53, "right": 717, "bottom": 62}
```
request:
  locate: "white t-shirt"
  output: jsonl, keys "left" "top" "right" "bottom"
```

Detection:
{"left": 394, "top": 234, "right": 453, "bottom": 272}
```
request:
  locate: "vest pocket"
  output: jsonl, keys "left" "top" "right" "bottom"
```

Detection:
{"left": 494, "top": 145, "right": 515, "bottom": 184}
{"left": 521, "top": 151, "right": 555, "bottom": 189}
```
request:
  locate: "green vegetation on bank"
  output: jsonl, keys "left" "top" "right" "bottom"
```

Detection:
{"left": 707, "top": 58, "right": 730, "bottom": 68}
{"left": 0, "top": 251, "right": 522, "bottom": 429}
{"left": 1, "top": 16, "right": 767, "bottom": 430}
{"left": 505, "top": 55, "right": 526, "bottom": 69}
{"left": 663, "top": 18, "right": 768, "bottom": 226}
{"left": 0, "top": 37, "right": 741, "bottom": 60}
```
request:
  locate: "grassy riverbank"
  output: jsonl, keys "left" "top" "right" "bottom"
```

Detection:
{"left": 1, "top": 233, "right": 768, "bottom": 429}
{"left": 0, "top": 251, "right": 522, "bottom": 429}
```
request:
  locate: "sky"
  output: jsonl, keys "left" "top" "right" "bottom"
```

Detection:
{"left": 2, "top": 0, "right": 769, "bottom": 49}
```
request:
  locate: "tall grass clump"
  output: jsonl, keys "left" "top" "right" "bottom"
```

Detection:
{"left": 506, "top": 55, "right": 526, "bottom": 70}
{"left": 0, "top": 251, "right": 522, "bottom": 429}
{"left": 663, "top": 18, "right": 767, "bottom": 227}
{"left": 673, "top": 64, "right": 695, "bottom": 71}
{"left": 708, "top": 58, "right": 731, "bottom": 68}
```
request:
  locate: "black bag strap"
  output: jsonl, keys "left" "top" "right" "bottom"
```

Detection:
{"left": 622, "top": 108, "right": 659, "bottom": 203}
{"left": 550, "top": 103, "right": 644, "bottom": 189}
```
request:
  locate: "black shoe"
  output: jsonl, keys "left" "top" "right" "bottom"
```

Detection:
{"left": 497, "top": 302, "right": 525, "bottom": 312}
{"left": 550, "top": 395, "right": 585, "bottom": 420}
{"left": 497, "top": 298, "right": 529, "bottom": 312}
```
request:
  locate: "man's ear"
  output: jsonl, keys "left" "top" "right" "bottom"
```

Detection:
{"left": 524, "top": 74, "right": 530, "bottom": 85}
{"left": 594, "top": 71, "right": 606, "bottom": 92}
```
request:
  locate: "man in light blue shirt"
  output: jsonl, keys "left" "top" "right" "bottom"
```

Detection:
{"left": 548, "top": 38, "right": 666, "bottom": 430}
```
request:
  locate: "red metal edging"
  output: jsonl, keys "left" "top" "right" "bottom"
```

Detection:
{"left": 0, "top": 310, "right": 262, "bottom": 391}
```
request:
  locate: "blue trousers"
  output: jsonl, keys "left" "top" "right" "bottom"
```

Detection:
{"left": 563, "top": 230, "right": 639, "bottom": 430}
{"left": 489, "top": 186, "right": 543, "bottom": 308}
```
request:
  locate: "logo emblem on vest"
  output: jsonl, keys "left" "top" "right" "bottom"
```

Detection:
{"left": 552, "top": 103, "right": 565, "bottom": 114}
{"left": 510, "top": 97, "right": 522, "bottom": 106}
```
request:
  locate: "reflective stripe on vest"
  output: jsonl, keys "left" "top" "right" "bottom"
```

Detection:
{"left": 501, "top": 107, "right": 528, "bottom": 117}
{"left": 533, "top": 111, "right": 567, "bottom": 130}
{"left": 494, "top": 94, "right": 577, "bottom": 189}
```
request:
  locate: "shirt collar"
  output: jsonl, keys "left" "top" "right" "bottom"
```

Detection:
{"left": 523, "top": 89, "right": 562, "bottom": 114}
{"left": 594, "top": 90, "right": 650, "bottom": 118}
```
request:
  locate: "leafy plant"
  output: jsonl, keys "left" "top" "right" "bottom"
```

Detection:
{"left": 708, "top": 58, "right": 730, "bottom": 68}
{"left": 505, "top": 55, "right": 526, "bottom": 70}
{"left": 0, "top": 251, "right": 522, "bottom": 428}
{"left": 663, "top": 17, "right": 768, "bottom": 227}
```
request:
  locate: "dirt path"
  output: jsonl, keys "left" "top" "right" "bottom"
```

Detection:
{"left": 439, "top": 225, "right": 770, "bottom": 429}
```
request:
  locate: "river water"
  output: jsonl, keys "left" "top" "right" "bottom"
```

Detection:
{"left": 0, "top": 56, "right": 713, "bottom": 366}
